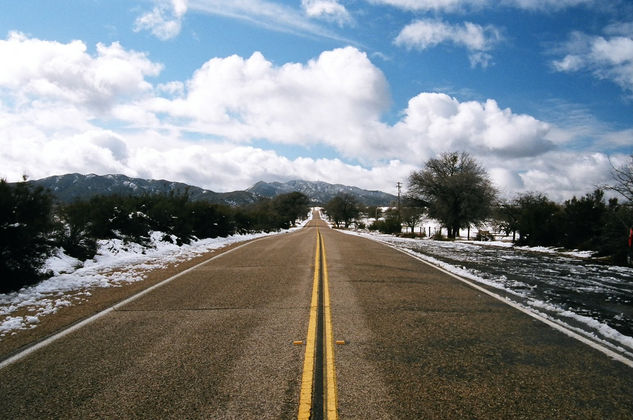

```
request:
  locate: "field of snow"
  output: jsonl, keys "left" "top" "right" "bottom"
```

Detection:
{"left": 0, "top": 215, "right": 312, "bottom": 339}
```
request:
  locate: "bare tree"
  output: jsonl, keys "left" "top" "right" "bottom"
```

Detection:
{"left": 400, "top": 196, "right": 426, "bottom": 233}
{"left": 607, "top": 154, "right": 633, "bottom": 203}
{"left": 408, "top": 152, "right": 497, "bottom": 239}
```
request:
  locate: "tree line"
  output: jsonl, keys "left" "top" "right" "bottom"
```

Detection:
{"left": 493, "top": 189, "right": 632, "bottom": 263}
{"left": 0, "top": 181, "right": 309, "bottom": 293}
{"left": 405, "top": 151, "right": 632, "bottom": 265}
{"left": 323, "top": 152, "right": 633, "bottom": 265}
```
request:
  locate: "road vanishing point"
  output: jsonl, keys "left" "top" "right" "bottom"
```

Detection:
{"left": 1, "top": 212, "right": 632, "bottom": 419}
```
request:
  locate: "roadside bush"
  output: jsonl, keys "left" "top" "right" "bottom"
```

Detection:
{"left": 324, "top": 194, "right": 360, "bottom": 228}
{"left": 559, "top": 189, "right": 606, "bottom": 250}
{"left": 189, "top": 201, "right": 234, "bottom": 238}
{"left": 272, "top": 192, "right": 310, "bottom": 228}
{"left": 233, "top": 208, "right": 256, "bottom": 234}
{"left": 56, "top": 200, "right": 99, "bottom": 260}
{"left": 369, "top": 216, "right": 402, "bottom": 234}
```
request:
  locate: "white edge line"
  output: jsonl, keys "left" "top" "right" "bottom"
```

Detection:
{"left": 353, "top": 232, "right": 633, "bottom": 369}
{"left": 0, "top": 236, "right": 270, "bottom": 371}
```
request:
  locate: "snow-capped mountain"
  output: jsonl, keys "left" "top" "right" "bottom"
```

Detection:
{"left": 248, "top": 180, "right": 396, "bottom": 206}
{"left": 25, "top": 174, "right": 396, "bottom": 206}
{"left": 26, "top": 173, "right": 258, "bottom": 206}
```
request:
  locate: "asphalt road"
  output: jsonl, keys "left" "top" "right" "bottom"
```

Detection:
{"left": 1, "top": 214, "right": 632, "bottom": 419}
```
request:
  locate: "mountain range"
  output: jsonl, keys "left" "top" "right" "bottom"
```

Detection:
{"left": 25, "top": 174, "right": 396, "bottom": 206}
{"left": 248, "top": 180, "right": 395, "bottom": 206}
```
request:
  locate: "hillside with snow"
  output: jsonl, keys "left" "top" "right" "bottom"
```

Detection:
{"left": 25, "top": 174, "right": 396, "bottom": 206}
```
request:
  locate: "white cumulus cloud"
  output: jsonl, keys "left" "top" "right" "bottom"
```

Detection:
{"left": 302, "top": 0, "right": 353, "bottom": 26}
{"left": 149, "top": 47, "right": 392, "bottom": 160}
{"left": 0, "top": 32, "right": 161, "bottom": 112}
{"left": 134, "top": 0, "right": 189, "bottom": 40}
{"left": 394, "top": 19, "right": 501, "bottom": 68}
{"left": 394, "top": 92, "right": 553, "bottom": 160}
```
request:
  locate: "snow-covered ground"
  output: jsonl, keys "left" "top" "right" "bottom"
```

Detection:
{"left": 341, "top": 229, "right": 633, "bottom": 360}
{"left": 0, "top": 214, "right": 313, "bottom": 339}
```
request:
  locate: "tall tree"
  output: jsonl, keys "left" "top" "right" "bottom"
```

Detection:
{"left": 408, "top": 152, "right": 497, "bottom": 238}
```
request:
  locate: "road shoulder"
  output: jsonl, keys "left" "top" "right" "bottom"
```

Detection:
{"left": 0, "top": 239, "right": 254, "bottom": 360}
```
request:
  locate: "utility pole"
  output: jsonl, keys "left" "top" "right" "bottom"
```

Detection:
{"left": 396, "top": 181, "right": 402, "bottom": 220}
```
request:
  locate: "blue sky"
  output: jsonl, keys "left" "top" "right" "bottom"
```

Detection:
{"left": 0, "top": 0, "right": 632, "bottom": 200}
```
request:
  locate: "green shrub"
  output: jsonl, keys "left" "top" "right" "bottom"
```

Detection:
{"left": 369, "top": 217, "right": 402, "bottom": 234}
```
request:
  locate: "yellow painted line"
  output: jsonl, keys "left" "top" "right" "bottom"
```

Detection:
{"left": 320, "top": 232, "right": 339, "bottom": 420}
{"left": 297, "top": 230, "right": 321, "bottom": 420}
{"left": 298, "top": 230, "right": 340, "bottom": 419}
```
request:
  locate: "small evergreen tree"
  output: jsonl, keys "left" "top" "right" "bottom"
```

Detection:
{"left": 57, "top": 200, "right": 98, "bottom": 260}
{"left": 597, "top": 198, "right": 633, "bottom": 264}
{"left": 514, "top": 192, "right": 561, "bottom": 246}
{"left": 560, "top": 189, "right": 606, "bottom": 250}
{"left": 0, "top": 180, "right": 56, "bottom": 292}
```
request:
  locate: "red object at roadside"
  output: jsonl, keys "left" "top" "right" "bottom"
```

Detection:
{"left": 629, "top": 228, "right": 633, "bottom": 248}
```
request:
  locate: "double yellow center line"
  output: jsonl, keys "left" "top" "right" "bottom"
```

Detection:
{"left": 298, "top": 229, "right": 338, "bottom": 420}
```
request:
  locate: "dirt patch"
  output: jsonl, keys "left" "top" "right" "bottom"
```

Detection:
{"left": 0, "top": 240, "right": 252, "bottom": 360}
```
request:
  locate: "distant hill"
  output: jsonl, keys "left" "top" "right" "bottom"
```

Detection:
{"left": 248, "top": 180, "right": 396, "bottom": 206}
{"left": 25, "top": 174, "right": 397, "bottom": 207}
{"left": 26, "top": 173, "right": 258, "bottom": 206}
